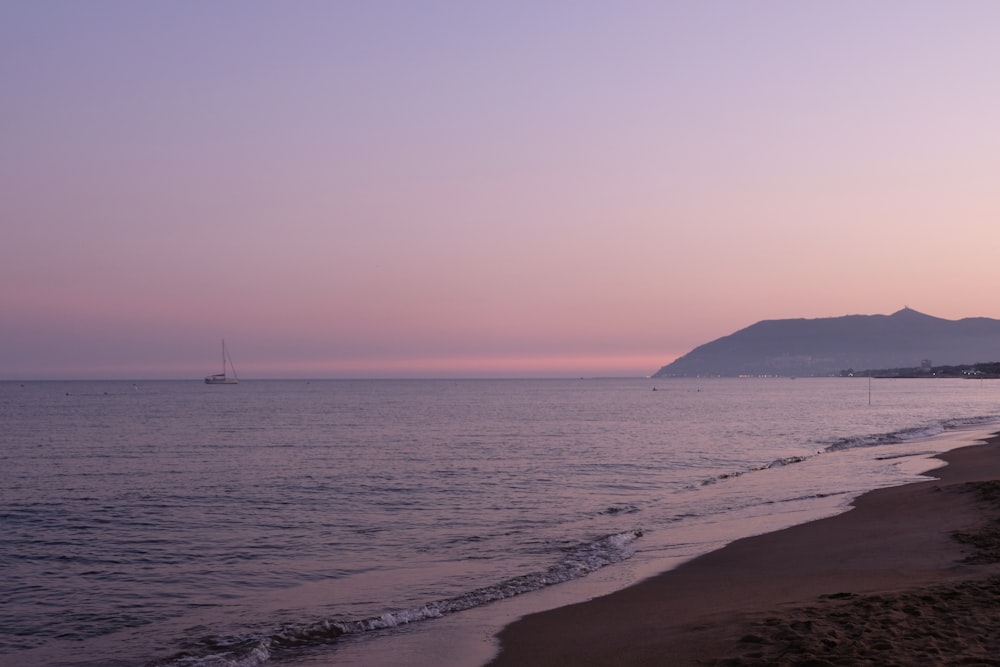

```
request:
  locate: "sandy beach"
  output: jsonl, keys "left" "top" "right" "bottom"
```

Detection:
{"left": 489, "top": 433, "right": 1000, "bottom": 666}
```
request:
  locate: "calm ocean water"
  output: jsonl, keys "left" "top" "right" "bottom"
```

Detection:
{"left": 3, "top": 377, "right": 999, "bottom": 667}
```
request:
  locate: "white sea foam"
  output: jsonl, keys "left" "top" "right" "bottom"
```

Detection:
{"left": 4, "top": 378, "right": 999, "bottom": 667}
{"left": 823, "top": 415, "right": 999, "bottom": 452}
{"left": 330, "top": 530, "right": 641, "bottom": 632}
{"left": 159, "top": 530, "right": 643, "bottom": 666}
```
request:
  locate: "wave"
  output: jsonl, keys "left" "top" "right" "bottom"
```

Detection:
{"left": 698, "top": 414, "right": 1000, "bottom": 488}
{"left": 700, "top": 455, "right": 812, "bottom": 486}
{"left": 823, "top": 415, "right": 1000, "bottom": 452}
{"left": 601, "top": 503, "right": 640, "bottom": 515}
{"left": 152, "top": 530, "right": 643, "bottom": 667}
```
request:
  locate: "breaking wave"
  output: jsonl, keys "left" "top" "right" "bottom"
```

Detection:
{"left": 153, "top": 529, "right": 643, "bottom": 667}
{"left": 699, "top": 414, "right": 1000, "bottom": 487}
{"left": 700, "top": 454, "right": 811, "bottom": 486}
{"left": 823, "top": 415, "right": 1000, "bottom": 452}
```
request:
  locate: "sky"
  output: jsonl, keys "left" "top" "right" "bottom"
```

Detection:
{"left": 3, "top": 1, "right": 1000, "bottom": 379}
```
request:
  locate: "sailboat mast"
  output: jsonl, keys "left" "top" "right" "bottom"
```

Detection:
{"left": 206, "top": 339, "right": 238, "bottom": 384}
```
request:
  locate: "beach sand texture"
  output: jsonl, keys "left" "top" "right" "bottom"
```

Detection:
{"left": 490, "top": 435, "right": 1000, "bottom": 666}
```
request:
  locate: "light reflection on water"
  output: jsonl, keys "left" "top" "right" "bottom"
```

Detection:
{"left": 1, "top": 378, "right": 998, "bottom": 666}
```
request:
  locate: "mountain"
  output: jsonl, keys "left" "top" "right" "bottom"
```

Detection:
{"left": 653, "top": 308, "right": 1000, "bottom": 377}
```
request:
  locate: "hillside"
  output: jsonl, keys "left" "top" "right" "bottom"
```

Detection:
{"left": 653, "top": 308, "right": 1000, "bottom": 377}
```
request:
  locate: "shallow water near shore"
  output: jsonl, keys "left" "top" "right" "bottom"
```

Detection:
{"left": 2, "top": 377, "right": 999, "bottom": 666}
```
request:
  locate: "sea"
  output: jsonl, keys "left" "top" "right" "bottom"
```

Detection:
{"left": 3, "top": 377, "right": 1000, "bottom": 667}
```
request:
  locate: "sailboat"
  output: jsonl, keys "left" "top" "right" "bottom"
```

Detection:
{"left": 205, "top": 340, "right": 239, "bottom": 384}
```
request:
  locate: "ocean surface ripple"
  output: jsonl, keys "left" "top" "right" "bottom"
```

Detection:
{"left": 2, "top": 377, "right": 998, "bottom": 666}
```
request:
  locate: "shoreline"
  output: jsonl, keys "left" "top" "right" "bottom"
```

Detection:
{"left": 488, "top": 433, "right": 1000, "bottom": 666}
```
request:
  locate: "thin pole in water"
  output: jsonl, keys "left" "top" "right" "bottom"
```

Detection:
{"left": 868, "top": 372, "right": 872, "bottom": 406}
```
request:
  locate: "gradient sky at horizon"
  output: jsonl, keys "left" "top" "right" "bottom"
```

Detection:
{"left": 4, "top": 2, "right": 1000, "bottom": 379}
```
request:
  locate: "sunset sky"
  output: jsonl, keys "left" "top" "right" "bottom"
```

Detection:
{"left": 4, "top": 2, "right": 1000, "bottom": 379}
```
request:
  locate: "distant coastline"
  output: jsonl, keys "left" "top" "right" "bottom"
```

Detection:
{"left": 842, "top": 361, "right": 1000, "bottom": 379}
{"left": 655, "top": 308, "right": 1000, "bottom": 378}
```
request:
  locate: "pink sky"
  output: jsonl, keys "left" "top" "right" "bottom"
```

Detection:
{"left": 3, "top": 2, "right": 1000, "bottom": 379}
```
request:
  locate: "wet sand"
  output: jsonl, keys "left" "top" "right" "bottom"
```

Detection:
{"left": 489, "top": 434, "right": 1000, "bottom": 666}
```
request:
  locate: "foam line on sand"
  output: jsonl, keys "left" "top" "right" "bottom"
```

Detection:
{"left": 488, "top": 434, "right": 1000, "bottom": 666}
